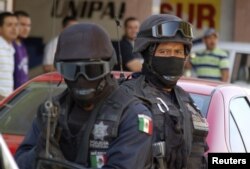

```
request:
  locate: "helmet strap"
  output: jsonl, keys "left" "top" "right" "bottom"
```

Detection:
{"left": 184, "top": 45, "right": 190, "bottom": 56}
{"left": 96, "top": 77, "right": 106, "bottom": 93}
{"left": 145, "top": 43, "right": 163, "bottom": 77}
{"left": 142, "top": 43, "right": 158, "bottom": 64}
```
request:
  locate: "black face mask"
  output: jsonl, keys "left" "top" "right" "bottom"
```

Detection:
{"left": 65, "top": 76, "right": 106, "bottom": 106}
{"left": 150, "top": 56, "right": 185, "bottom": 88}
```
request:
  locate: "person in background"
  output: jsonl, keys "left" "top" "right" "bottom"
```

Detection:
{"left": 13, "top": 11, "right": 31, "bottom": 89}
{"left": 0, "top": 12, "right": 18, "bottom": 101}
{"left": 42, "top": 16, "right": 77, "bottom": 73}
{"left": 190, "top": 28, "right": 229, "bottom": 82}
{"left": 113, "top": 17, "right": 143, "bottom": 72}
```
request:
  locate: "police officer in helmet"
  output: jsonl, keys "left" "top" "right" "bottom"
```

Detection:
{"left": 15, "top": 23, "right": 153, "bottom": 169}
{"left": 121, "top": 14, "right": 208, "bottom": 169}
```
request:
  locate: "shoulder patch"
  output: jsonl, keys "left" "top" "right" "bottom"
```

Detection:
{"left": 138, "top": 114, "right": 153, "bottom": 135}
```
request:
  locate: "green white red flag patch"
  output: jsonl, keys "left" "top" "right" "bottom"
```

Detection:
{"left": 90, "top": 154, "right": 107, "bottom": 168}
{"left": 138, "top": 114, "right": 153, "bottom": 135}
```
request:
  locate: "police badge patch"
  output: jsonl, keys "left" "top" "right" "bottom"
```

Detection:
{"left": 92, "top": 121, "right": 108, "bottom": 141}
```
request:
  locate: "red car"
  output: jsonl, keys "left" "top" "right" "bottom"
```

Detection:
{"left": 0, "top": 72, "right": 250, "bottom": 155}
{"left": 178, "top": 78, "right": 250, "bottom": 153}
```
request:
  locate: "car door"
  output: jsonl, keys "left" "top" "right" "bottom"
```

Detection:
{"left": 229, "top": 96, "right": 250, "bottom": 152}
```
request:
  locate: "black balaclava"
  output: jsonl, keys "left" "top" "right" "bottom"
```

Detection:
{"left": 65, "top": 74, "right": 117, "bottom": 107}
{"left": 142, "top": 42, "right": 185, "bottom": 89}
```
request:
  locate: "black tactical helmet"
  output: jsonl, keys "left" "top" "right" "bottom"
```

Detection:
{"left": 134, "top": 14, "right": 193, "bottom": 55}
{"left": 54, "top": 23, "right": 118, "bottom": 106}
{"left": 54, "top": 23, "right": 116, "bottom": 69}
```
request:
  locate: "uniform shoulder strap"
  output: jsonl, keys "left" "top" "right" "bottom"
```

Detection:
{"left": 121, "top": 75, "right": 153, "bottom": 106}
{"left": 174, "top": 85, "right": 209, "bottom": 157}
{"left": 97, "top": 86, "right": 140, "bottom": 137}
{"left": 174, "top": 85, "right": 190, "bottom": 103}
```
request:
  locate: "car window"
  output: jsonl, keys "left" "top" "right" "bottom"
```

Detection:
{"left": 229, "top": 114, "right": 246, "bottom": 152}
{"left": 0, "top": 82, "right": 66, "bottom": 135}
{"left": 189, "top": 93, "right": 211, "bottom": 117}
{"left": 230, "top": 97, "right": 250, "bottom": 152}
{"left": 231, "top": 53, "right": 250, "bottom": 84}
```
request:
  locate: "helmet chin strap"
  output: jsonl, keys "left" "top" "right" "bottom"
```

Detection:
{"left": 57, "top": 75, "right": 63, "bottom": 87}
{"left": 146, "top": 44, "right": 167, "bottom": 81}
{"left": 75, "top": 88, "right": 96, "bottom": 96}
{"left": 162, "top": 75, "right": 181, "bottom": 82}
{"left": 80, "top": 75, "right": 111, "bottom": 103}
{"left": 96, "top": 78, "right": 106, "bottom": 93}
{"left": 76, "top": 77, "right": 106, "bottom": 99}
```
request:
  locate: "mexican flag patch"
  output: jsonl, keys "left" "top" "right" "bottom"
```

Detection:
{"left": 138, "top": 114, "right": 153, "bottom": 135}
{"left": 90, "top": 154, "right": 107, "bottom": 168}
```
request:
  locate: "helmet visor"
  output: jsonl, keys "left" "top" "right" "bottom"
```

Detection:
{"left": 152, "top": 21, "right": 193, "bottom": 38}
{"left": 56, "top": 61, "right": 110, "bottom": 81}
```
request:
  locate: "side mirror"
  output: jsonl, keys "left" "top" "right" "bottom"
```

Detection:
{"left": 36, "top": 158, "right": 85, "bottom": 169}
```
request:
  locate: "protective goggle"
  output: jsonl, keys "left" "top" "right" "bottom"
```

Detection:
{"left": 138, "top": 21, "right": 193, "bottom": 38}
{"left": 56, "top": 61, "right": 110, "bottom": 81}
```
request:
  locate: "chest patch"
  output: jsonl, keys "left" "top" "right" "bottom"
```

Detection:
{"left": 90, "top": 151, "right": 107, "bottom": 168}
{"left": 92, "top": 121, "right": 108, "bottom": 141}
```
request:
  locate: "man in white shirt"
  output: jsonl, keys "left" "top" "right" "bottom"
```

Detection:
{"left": 43, "top": 16, "right": 77, "bottom": 73}
{"left": 0, "top": 12, "right": 19, "bottom": 101}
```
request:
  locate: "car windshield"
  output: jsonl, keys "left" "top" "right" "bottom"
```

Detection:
{"left": 189, "top": 93, "right": 211, "bottom": 117}
{"left": 0, "top": 82, "right": 66, "bottom": 135}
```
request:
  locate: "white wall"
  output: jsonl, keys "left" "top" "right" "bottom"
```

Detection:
{"left": 14, "top": 0, "right": 154, "bottom": 43}
{"left": 7, "top": 0, "right": 13, "bottom": 11}
{"left": 220, "top": 0, "right": 234, "bottom": 41}
{"left": 0, "top": 0, "right": 13, "bottom": 12}
{"left": 14, "top": 0, "right": 235, "bottom": 43}
{"left": 15, "top": 0, "right": 125, "bottom": 42}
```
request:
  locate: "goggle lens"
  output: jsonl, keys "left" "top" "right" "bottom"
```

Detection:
{"left": 56, "top": 61, "right": 110, "bottom": 81}
{"left": 153, "top": 21, "right": 193, "bottom": 38}
{"left": 138, "top": 21, "right": 193, "bottom": 39}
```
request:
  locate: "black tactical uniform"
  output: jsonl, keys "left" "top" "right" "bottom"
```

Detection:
{"left": 121, "top": 14, "right": 209, "bottom": 169}
{"left": 15, "top": 23, "right": 153, "bottom": 169}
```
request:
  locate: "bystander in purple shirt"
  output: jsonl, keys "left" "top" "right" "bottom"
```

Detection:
{"left": 13, "top": 41, "right": 29, "bottom": 89}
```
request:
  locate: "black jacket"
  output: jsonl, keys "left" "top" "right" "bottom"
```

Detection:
{"left": 15, "top": 87, "right": 153, "bottom": 169}
{"left": 121, "top": 75, "right": 208, "bottom": 169}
